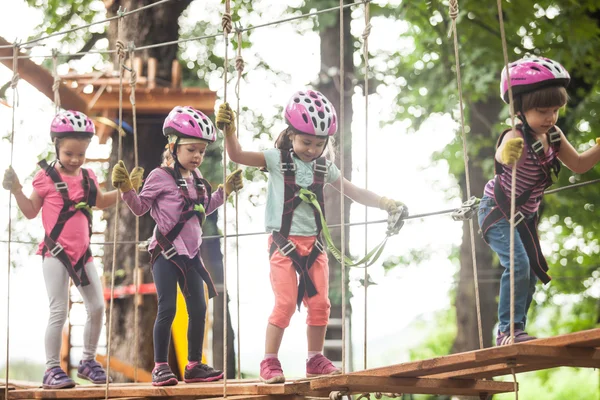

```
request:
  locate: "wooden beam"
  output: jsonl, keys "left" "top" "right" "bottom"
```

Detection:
{"left": 83, "top": 87, "right": 216, "bottom": 115}
{"left": 0, "top": 36, "right": 88, "bottom": 112}
{"left": 309, "top": 375, "right": 514, "bottom": 396}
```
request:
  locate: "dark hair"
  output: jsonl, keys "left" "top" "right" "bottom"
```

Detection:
{"left": 274, "top": 126, "right": 295, "bottom": 151}
{"left": 513, "top": 85, "right": 568, "bottom": 113}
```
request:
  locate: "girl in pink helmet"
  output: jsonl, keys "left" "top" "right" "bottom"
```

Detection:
{"left": 478, "top": 56, "right": 600, "bottom": 346}
{"left": 216, "top": 90, "right": 404, "bottom": 383}
{"left": 2, "top": 110, "right": 119, "bottom": 388}
{"left": 111, "top": 106, "right": 243, "bottom": 386}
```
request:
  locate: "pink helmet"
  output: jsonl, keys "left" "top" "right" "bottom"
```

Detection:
{"left": 163, "top": 106, "right": 216, "bottom": 143}
{"left": 284, "top": 90, "right": 337, "bottom": 136}
{"left": 500, "top": 56, "right": 570, "bottom": 103}
{"left": 50, "top": 110, "right": 95, "bottom": 139}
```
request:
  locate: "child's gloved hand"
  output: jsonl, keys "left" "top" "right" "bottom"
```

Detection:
{"left": 219, "top": 168, "right": 244, "bottom": 197}
{"left": 501, "top": 137, "right": 524, "bottom": 165}
{"left": 111, "top": 160, "right": 138, "bottom": 193}
{"left": 596, "top": 138, "right": 600, "bottom": 146}
{"left": 216, "top": 103, "right": 236, "bottom": 136}
{"left": 129, "top": 166, "right": 145, "bottom": 192}
{"left": 3, "top": 166, "right": 22, "bottom": 194}
{"left": 378, "top": 196, "right": 406, "bottom": 214}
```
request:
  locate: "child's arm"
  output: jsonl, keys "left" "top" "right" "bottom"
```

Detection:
{"left": 555, "top": 128, "right": 600, "bottom": 174}
{"left": 217, "top": 103, "right": 267, "bottom": 168}
{"left": 3, "top": 166, "right": 43, "bottom": 219}
{"left": 330, "top": 177, "right": 403, "bottom": 213}
{"left": 94, "top": 190, "right": 118, "bottom": 210}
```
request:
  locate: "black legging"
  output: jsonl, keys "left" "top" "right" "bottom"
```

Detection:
{"left": 152, "top": 254, "right": 207, "bottom": 363}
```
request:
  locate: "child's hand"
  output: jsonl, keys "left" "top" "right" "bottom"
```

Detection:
{"left": 2, "top": 166, "right": 22, "bottom": 194}
{"left": 219, "top": 168, "right": 244, "bottom": 197}
{"left": 129, "top": 166, "right": 145, "bottom": 192}
{"left": 216, "top": 103, "right": 236, "bottom": 136}
{"left": 501, "top": 137, "right": 524, "bottom": 165}
{"left": 378, "top": 196, "right": 406, "bottom": 214}
{"left": 111, "top": 160, "right": 136, "bottom": 193}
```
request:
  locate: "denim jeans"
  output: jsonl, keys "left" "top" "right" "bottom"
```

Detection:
{"left": 477, "top": 196, "right": 537, "bottom": 333}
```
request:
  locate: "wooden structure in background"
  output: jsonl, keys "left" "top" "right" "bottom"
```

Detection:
{"left": 3, "top": 328, "right": 600, "bottom": 399}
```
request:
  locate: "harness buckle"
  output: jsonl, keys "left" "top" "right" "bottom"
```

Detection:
{"left": 313, "top": 162, "right": 328, "bottom": 177}
{"left": 278, "top": 240, "right": 297, "bottom": 257}
{"left": 176, "top": 178, "right": 188, "bottom": 188}
{"left": 513, "top": 211, "right": 525, "bottom": 226}
{"left": 531, "top": 140, "right": 544, "bottom": 154}
{"left": 314, "top": 239, "right": 325, "bottom": 253}
{"left": 280, "top": 162, "right": 296, "bottom": 172}
{"left": 54, "top": 182, "right": 68, "bottom": 191}
{"left": 162, "top": 246, "right": 178, "bottom": 260}
{"left": 49, "top": 242, "right": 64, "bottom": 257}
{"left": 548, "top": 130, "right": 561, "bottom": 144}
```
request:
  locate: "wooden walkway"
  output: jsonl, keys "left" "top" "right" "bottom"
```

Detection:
{"left": 2, "top": 328, "right": 598, "bottom": 399}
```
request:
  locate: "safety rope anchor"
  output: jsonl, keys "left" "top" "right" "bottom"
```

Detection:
{"left": 451, "top": 196, "right": 481, "bottom": 221}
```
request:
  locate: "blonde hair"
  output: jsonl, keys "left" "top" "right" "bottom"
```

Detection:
{"left": 161, "top": 145, "right": 175, "bottom": 167}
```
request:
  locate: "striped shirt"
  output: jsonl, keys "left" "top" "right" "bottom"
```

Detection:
{"left": 484, "top": 140, "right": 557, "bottom": 214}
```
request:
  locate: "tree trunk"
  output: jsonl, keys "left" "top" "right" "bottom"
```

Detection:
{"left": 451, "top": 98, "right": 503, "bottom": 360}
{"left": 317, "top": 0, "right": 354, "bottom": 371}
{"left": 102, "top": 0, "right": 236, "bottom": 381}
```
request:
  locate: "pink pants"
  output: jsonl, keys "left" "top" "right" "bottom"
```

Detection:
{"left": 268, "top": 235, "right": 331, "bottom": 329}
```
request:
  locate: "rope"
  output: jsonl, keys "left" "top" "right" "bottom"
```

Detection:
{"left": 14, "top": 0, "right": 175, "bottom": 47}
{"left": 221, "top": 0, "right": 232, "bottom": 394}
{"left": 339, "top": 0, "right": 347, "bottom": 375}
{"left": 127, "top": 41, "right": 141, "bottom": 383}
{"left": 105, "top": 9, "right": 126, "bottom": 399}
{"left": 4, "top": 40, "right": 19, "bottom": 400}
{"left": 0, "top": 1, "right": 370, "bottom": 62}
{"left": 361, "top": 0, "right": 371, "bottom": 370}
{"left": 51, "top": 49, "right": 61, "bottom": 113}
{"left": 448, "top": 0, "right": 484, "bottom": 350}
{"left": 234, "top": 27, "right": 244, "bottom": 381}
{"left": 496, "top": 0, "right": 519, "bottom": 353}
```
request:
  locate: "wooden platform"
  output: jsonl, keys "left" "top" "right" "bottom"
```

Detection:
{"left": 3, "top": 328, "right": 599, "bottom": 399}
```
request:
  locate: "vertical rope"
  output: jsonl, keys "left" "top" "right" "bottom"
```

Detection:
{"left": 496, "top": 0, "right": 519, "bottom": 397}
{"left": 448, "top": 0, "right": 484, "bottom": 350}
{"left": 219, "top": 0, "right": 232, "bottom": 394}
{"left": 339, "top": 0, "right": 347, "bottom": 374}
{"left": 4, "top": 41, "right": 20, "bottom": 400}
{"left": 234, "top": 27, "right": 244, "bottom": 381}
{"left": 127, "top": 41, "right": 140, "bottom": 383}
{"left": 361, "top": 1, "right": 371, "bottom": 370}
{"left": 51, "top": 49, "right": 61, "bottom": 113}
{"left": 105, "top": 9, "right": 126, "bottom": 399}
{"left": 495, "top": 0, "right": 518, "bottom": 345}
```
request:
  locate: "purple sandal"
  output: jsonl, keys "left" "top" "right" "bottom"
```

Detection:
{"left": 43, "top": 366, "right": 76, "bottom": 389}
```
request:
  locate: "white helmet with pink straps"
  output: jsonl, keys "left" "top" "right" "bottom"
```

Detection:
{"left": 284, "top": 90, "right": 337, "bottom": 136}
{"left": 500, "top": 56, "right": 570, "bottom": 103}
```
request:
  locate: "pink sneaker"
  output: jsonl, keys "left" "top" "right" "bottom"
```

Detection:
{"left": 260, "top": 357, "right": 285, "bottom": 384}
{"left": 306, "top": 354, "right": 341, "bottom": 377}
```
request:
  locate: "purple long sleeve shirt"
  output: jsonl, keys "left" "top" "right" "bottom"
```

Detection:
{"left": 122, "top": 167, "right": 225, "bottom": 259}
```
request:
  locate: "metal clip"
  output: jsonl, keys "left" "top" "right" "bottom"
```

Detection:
{"left": 49, "top": 242, "right": 64, "bottom": 257}
{"left": 313, "top": 162, "right": 328, "bottom": 177}
{"left": 280, "top": 162, "right": 296, "bottom": 172}
{"left": 54, "top": 181, "right": 68, "bottom": 191}
{"left": 513, "top": 211, "right": 525, "bottom": 226}
{"left": 531, "top": 140, "right": 544, "bottom": 154}
{"left": 451, "top": 196, "right": 481, "bottom": 221}
{"left": 176, "top": 178, "right": 188, "bottom": 188}
{"left": 314, "top": 239, "right": 325, "bottom": 253}
{"left": 387, "top": 206, "right": 409, "bottom": 236}
{"left": 548, "top": 129, "right": 561, "bottom": 144}
{"left": 278, "top": 240, "right": 296, "bottom": 257}
{"left": 162, "top": 246, "right": 178, "bottom": 260}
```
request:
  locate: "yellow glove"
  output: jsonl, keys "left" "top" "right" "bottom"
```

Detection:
{"left": 501, "top": 137, "right": 524, "bottom": 165}
{"left": 111, "top": 160, "right": 136, "bottom": 193}
{"left": 219, "top": 168, "right": 243, "bottom": 197}
{"left": 216, "top": 102, "right": 236, "bottom": 136}
{"left": 378, "top": 196, "right": 405, "bottom": 214}
{"left": 2, "top": 166, "right": 22, "bottom": 194}
{"left": 129, "top": 166, "right": 145, "bottom": 192}
{"left": 596, "top": 138, "right": 600, "bottom": 146}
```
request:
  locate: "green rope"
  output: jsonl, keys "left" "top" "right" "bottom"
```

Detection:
{"left": 194, "top": 204, "right": 206, "bottom": 225}
{"left": 298, "top": 188, "right": 400, "bottom": 268}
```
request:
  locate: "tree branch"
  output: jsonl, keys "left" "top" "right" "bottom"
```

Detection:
{"left": 66, "top": 32, "right": 107, "bottom": 62}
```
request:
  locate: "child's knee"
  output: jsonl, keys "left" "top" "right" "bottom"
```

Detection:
{"left": 269, "top": 299, "right": 296, "bottom": 329}
{"left": 306, "top": 296, "right": 330, "bottom": 326}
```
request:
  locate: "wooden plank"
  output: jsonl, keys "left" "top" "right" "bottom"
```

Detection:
{"left": 83, "top": 88, "right": 216, "bottom": 114}
{"left": 7, "top": 380, "right": 314, "bottom": 399}
{"left": 0, "top": 36, "right": 89, "bottom": 112}
{"left": 525, "top": 328, "right": 600, "bottom": 348}
{"left": 310, "top": 375, "right": 514, "bottom": 396}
